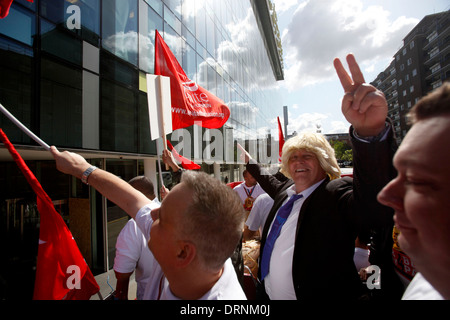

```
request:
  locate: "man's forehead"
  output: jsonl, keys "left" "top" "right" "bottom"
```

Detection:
{"left": 395, "top": 118, "right": 450, "bottom": 170}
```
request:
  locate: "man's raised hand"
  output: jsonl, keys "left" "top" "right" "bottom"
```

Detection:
{"left": 334, "top": 54, "right": 388, "bottom": 137}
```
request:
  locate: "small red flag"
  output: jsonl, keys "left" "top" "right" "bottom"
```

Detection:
{"left": 167, "top": 140, "right": 201, "bottom": 170}
{"left": 154, "top": 30, "right": 230, "bottom": 130}
{"left": 0, "top": 0, "right": 33, "bottom": 19}
{"left": 277, "top": 117, "right": 285, "bottom": 163}
{"left": 0, "top": 129, "right": 99, "bottom": 300}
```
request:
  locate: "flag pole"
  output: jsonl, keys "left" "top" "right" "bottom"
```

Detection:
{"left": 0, "top": 102, "right": 50, "bottom": 151}
{"left": 156, "top": 138, "right": 165, "bottom": 193}
{"left": 158, "top": 76, "right": 170, "bottom": 170}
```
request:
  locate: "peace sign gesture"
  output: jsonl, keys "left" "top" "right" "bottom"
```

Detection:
{"left": 334, "top": 54, "right": 388, "bottom": 137}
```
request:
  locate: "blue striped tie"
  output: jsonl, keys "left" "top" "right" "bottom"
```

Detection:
{"left": 260, "top": 193, "right": 303, "bottom": 281}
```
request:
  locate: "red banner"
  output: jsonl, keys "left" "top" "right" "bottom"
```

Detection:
{"left": 154, "top": 30, "right": 230, "bottom": 130}
{"left": 277, "top": 117, "right": 285, "bottom": 163}
{"left": 167, "top": 140, "right": 201, "bottom": 170}
{"left": 0, "top": 129, "right": 99, "bottom": 300}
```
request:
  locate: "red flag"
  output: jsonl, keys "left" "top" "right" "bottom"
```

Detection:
{"left": 277, "top": 117, "right": 285, "bottom": 163}
{"left": 167, "top": 140, "right": 201, "bottom": 170}
{"left": 0, "top": 0, "right": 33, "bottom": 19}
{"left": 0, "top": 129, "right": 99, "bottom": 300}
{"left": 154, "top": 30, "right": 230, "bottom": 130}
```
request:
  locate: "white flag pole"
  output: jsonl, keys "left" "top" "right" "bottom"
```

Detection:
{"left": 0, "top": 103, "right": 50, "bottom": 151}
{"left": 158, "top": 76, "right": 170, "bottom": 170}
{"left": 155, "top": 138, "right": 164, "bottom": 188}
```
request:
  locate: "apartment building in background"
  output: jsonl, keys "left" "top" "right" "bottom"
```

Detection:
{"left": 371, "top": 10, "right": 449, "bottom": 143}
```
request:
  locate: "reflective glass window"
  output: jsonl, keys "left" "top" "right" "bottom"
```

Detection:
{"left": 101, "top": 80, "right": 138, "bottom": 153}
{"left": 139, "top": 2, "right": 163, "bottom": 74}
{"left": 182, "top": 41, "right": 196, "bottom": 81}
{"left": 0, "top": 5, "right": 35, "bottom": 46}
{"left": 164, "top": 4, "right": 181, "bottom": 35}
{"left": 163, "top": 0, "right": 181, "bottom": 19}
{"left": 40, "top": 58, "right": 82, "bottom": 148}
{"left": 101, "top": 51, "right": 138, "bottom": 88}
{"left": 102, "top": 0, "right": 138, "bottom": 66}
{"left": 0, "top": 39, "right": 33, "bottom": 144}
{"left": 145, "top": 0, "right": 162, "bottom": 15}
{"left": 41, "top": 20, "right": 82, "bottom": 66}
{"left": 40, "top": 0, "right": 100, "bottom": 43}
{"left": 206, "top": 13, "right": 215, "bottom": 58}
{"left": 195, "top": 4, "right": 206, "bottom": 48}
{"left": 181, "top": 0, "right": 195, "bottom": 34}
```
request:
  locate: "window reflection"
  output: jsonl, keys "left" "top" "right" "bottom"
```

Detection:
{"left": 39, "top": 0, "right": 100, "bottom": 44}
{"left": 138, "top": 2, "right": 163, "bottom": 74}
{"left": 0, "top": 5, "right": 35, "bottom": 46}
{"left": 101, "top": 79, "right": 138, "bottom": 153}
{"left": 102, "top": 0, "right": 138, "bottom": 66}
{"left": 40, "top": 58, "right": 82, "bottom": 148}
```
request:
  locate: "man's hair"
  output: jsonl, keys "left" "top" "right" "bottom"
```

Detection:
{"left": 128, "top": 176, "right": 155, "bottom": 199}
{"left": 280, "top": 132, "right": 341, "bottom": 180}
{"left": 408, "top": 82, "right": 450, "bottom": 124}
{"left": 178, "top": 171, "right": 245, "bottom": 272}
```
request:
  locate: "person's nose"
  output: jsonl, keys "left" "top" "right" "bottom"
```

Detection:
{"left": 377, "top": 177, "right": 404, "bottom": 212}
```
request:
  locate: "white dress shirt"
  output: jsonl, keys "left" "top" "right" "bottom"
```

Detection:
{"left": 264, "top": 179, "right": 324, "bottom": 300}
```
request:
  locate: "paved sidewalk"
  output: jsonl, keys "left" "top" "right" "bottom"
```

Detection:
{"left": 91, "top": 269, "right": 137, "bottom": 300}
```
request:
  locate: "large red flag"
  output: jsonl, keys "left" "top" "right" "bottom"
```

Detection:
{"left": 0, "top": 0, "right": 33, "bottom": 19}
{"left": 277, "top": 117, "right": 285, "bottom": 163}
{"left": 154, "top": 30, "right": 230, "bottom": 130}
{"left": 0, "top": 129, "right": 100, "bottom": 300}
{"left": 167, "top": 140, "right": 201, "bottom": 170}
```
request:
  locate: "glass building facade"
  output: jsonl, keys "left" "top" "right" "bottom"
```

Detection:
{"left": 0, "top": 0, "right": 283, "bottom": 299}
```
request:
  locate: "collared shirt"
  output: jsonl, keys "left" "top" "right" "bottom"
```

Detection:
{"left": 133, "top": 203, "right": 246, "bottom": 300}
{"left": 264, "top": 179, "right": 324, "bottom": 300}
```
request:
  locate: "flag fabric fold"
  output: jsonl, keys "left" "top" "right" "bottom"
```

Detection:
{"left": 277, "top": 117, "right": 285, "bottom": 163}
{"left": 154, "top": 30, "right": 230, "bottom": 130}
{"left": 167, "top": 140, "right": 201, "bottom": 170}
{"left": 0, "top": 128, "right": 99, "bottom": 300}
{"left": 0, "top": 0, "right": 33, "bottom": 19}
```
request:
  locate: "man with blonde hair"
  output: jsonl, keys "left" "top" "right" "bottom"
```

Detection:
{"left": 244, "top": 54, "right": 397, "bottom": 300}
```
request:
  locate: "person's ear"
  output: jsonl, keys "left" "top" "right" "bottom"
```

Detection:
{"left": 176, "top": 241, "right": 196, "bottom": 268}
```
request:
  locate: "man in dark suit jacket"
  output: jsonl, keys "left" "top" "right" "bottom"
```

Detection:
{"left": 243, "top": 54, "right": 397, "bottom": 300}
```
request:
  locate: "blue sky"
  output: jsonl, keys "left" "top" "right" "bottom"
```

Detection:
{"left": 270, "top": 0, "right": 450, "bottom": 135}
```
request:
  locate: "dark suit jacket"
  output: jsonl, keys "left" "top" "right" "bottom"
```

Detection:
{"left": 247, "top": 126, "right": 397, "bottom": 300}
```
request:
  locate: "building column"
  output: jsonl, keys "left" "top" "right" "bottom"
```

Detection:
{"left": 143, "top": 158, "right": 158, "bottom": 197}
{"left": 213, "top": 162, "right": 221, "bottom": 181}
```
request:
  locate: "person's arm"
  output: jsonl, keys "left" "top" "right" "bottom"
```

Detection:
{"left": 243, "top": 226, "right": 257, "bottom": 242}
{"left": 333, "top": 54, "right": 388, "bottom": 137}
{"left": 333, "top": 54, "right": 396, "bottom": 227}
{"left": 114, "top": 271, "right": 133, "bottom": 300}
{"left": 50, "top": 146, "right": 151, "bottom": 219}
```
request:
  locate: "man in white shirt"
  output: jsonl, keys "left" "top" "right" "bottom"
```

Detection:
{"left": 244, "top": 193, "right": 274, "bottom": 241}
{"left": 378, "top": 83, "right": 450, "bottom": 300}
{"left": 113, "top": 176, "right": 161, "bottom": 300}
{"left": 233, "top": 170, "right": 266, "bottom": 214}
{"left": 50, "top": 149, "right": 247, "bottom": 300}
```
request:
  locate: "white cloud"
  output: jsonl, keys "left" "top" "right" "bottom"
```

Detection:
{"left": 281, "top": 0, "right": 419, "bottom": 91}
{"left": 286, "top": 112, "right": 328, "bottom": 134}
{"left": 273, "top": 0, "right": 301, "bottom": 14}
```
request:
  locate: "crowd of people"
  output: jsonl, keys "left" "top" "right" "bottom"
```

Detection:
{"left": 49, "top": 53, "right": 450, "bottom": 301}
